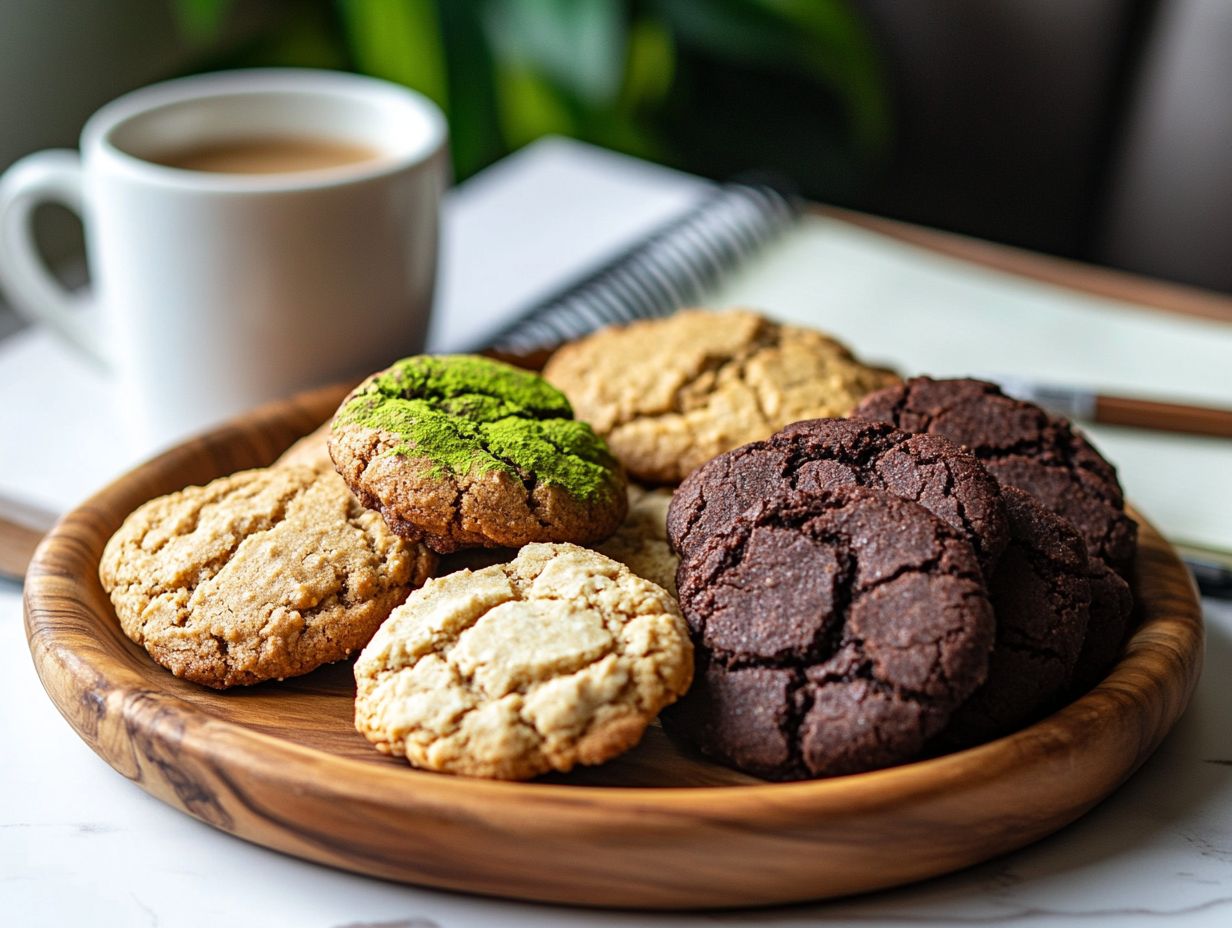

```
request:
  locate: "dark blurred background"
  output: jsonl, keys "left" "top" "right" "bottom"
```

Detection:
{"left": 2, "top": 0, "right": 1230, "bottom": 316}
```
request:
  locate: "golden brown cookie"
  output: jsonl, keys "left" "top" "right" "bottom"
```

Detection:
{"left": 595, "top": 484, "right": 679, "bottom": 596}
{"left": 329, "top": 355, "right": 628, "bottom": 553}
{"left": 274, "top": 423, "right": 333, "bottom": 473}
{"left": 100, "top": 466, "right": 435, "bottom": 689}
{"left": 353, "top": 542, "right": 693, "bottom": 780}
{"left": 542, "top": 309, "right": 899, "bottom": 485}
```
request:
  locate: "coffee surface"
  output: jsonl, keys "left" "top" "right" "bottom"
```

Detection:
{"left": 150, "top": 136, "right": 380, "bottom": 174}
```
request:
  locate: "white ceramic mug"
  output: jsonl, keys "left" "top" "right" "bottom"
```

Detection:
{"left": 0, "top": 69, "right": 448, "bottom": 444}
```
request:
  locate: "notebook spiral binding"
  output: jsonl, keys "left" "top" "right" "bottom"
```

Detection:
{"left": 482, "top": 182, "right": 800, "bottom": 353}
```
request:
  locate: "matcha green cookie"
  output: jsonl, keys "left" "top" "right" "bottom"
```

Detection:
{"left": 329, "top": 355, "right": 628, "bottom": 553}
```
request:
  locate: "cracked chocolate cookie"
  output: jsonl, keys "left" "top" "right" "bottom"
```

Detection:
{"left": 937, "top": 488, "right": 1092, "bottom": 748}
{"left": 99, "top": 466, "right": 436, "bottom": 689}
{"left": 541, "top": 308, "right": 899, "bottom": 485}
{"left": 853, "top": 377, "right": 1137, "bottom": 575}
{"left": 354, "top": 542, "right": 693, "bottom": 779}
{"left": 666, "top": 486, "right": 994, "bottom": 779}
{"left": 1072, "top": 559, "right": 1134, "bottom": 692}
{"left": 329, "top": 355, "right": 627, "bottom": 553}
{"left": 667, "top": 417, "right": 1009, "bottom": 577}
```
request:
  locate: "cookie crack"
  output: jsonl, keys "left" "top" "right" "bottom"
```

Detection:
{"left": 163, "top": 492, "right": 301, "bottom": 599}
{"left": 782, "top": 669, "right": 812, "bottom": 779}
{"left": 480, "top": 442, "right": 551, "bottom": 528}
{"left": 615, "top": 320, "right": 782, "bottom": 428}
{"left": 348, "top": 514, "right": 411, "bottom": 588}
{"left": 929, "top": 458, "right": 983, "bottom": 560}
{"left": 1016, "top": 532, "right": 1089, "bottom": 582}
{"left": 972, "top": 437, "right": 1047, "bottom": 462}
{"left": 891, "top": 382, "right": 928, "bottom": 429}
{"left": 821, "top": 533, "right": 856, "bottom": 659}
{"left": 853, "top": 559, "right": 945, "bottom": 597}
{"left": 732, "top": 350, "right": 778, "bottom": 430}
{"left": 986, "top": 437, "right": 1122, "bottom": 511}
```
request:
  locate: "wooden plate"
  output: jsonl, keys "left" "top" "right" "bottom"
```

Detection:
{"left": 24, "top": 384, "right": 1204, "bottom": 910}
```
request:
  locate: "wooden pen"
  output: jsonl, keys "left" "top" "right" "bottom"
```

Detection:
{"left": 992, "top": 377, "right": 1232, "bottom": 439}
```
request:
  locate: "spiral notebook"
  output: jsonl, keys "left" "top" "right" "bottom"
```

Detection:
{"left": 482, "top": 181, "right": 798, "bottom": 353}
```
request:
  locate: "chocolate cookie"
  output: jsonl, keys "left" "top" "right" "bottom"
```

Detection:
{"left": 542, "top": 309, "right": 899, "bottom": 485}
{"left": 667, "top": 486, "right": 994, "bottom": 780}
{"left": 853, "top": 377, "right": 1137, "bottom": 575}
{"left": 1072, "top": 559, "right": 1134, "bottom": 693}
{"left": 329, "top": 355, "right": 627, "bottom": 553}
{"left": 937, "top": 488, "right": 1091, "bottom": 748}
{"left": 667, "top": 417, "right": 1009, "bottom": 577}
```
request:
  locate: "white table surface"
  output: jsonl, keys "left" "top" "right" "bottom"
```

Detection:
{"left": 3, "top": 138, "right": 1231, "bottom": 927}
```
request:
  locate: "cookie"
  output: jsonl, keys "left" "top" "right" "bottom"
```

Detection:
{"left": 1072, "top": 559, "right": 1134, "bottom": 692}
{"left": 542, "top": 309, "right": 899, "bottom": 485}
{"left": 594, "top": 484, "right": 679, "bottom": 596}
{"left": 667, "top": 417, "right": 1009, "bottom": 577}
{"left": 274, "top": 422, "right": 334, "bottom": 473}
{"left": 667, "top": 486, "right": 994, "bottom": 780}
{"left": 853, "top": 377, "right": 1137, "bottom": 574}
{"left": 937, "top": 488, "right": 1091, "bottom": 748}
{"left": 329, "top": 355, "right": 627, "bottom": 553}
{"left": 99, "top": 466, "right": 436, "bottom": 689}
{"left": 353, "top": 542, "right": 693, "bottom": 779}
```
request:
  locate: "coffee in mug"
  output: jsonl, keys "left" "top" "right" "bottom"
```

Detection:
{"left": 0, "top": 69, "right": 448, "bottom": 446}
{"left": 149, "top": 136, "right": 383, "bottom": 174}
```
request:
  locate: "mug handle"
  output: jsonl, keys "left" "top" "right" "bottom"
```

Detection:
{"left": 0, "top": 150, "right": 109, "bottom": 368}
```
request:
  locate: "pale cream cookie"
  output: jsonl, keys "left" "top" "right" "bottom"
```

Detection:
{"left": 100, "top": 466, "right": 436, "bottom": 689}
{"left": 542, "top": 308, "right": 900, "bottom": 485}
{"left": 354, "top": 542, "right": 693, "bottom": 779}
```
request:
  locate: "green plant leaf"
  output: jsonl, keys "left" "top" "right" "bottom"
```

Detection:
{"left": 653, "top": 0, "right": 890, "bottom": 154}
{"left": 749, "top": 0, "right": 890, "bottom": 153}
{"left": 621, "top": 14, "right": 675, "bottom": 110}
{"left": 437, "top": 0, "right": 506, "bottom": 178}
{"left": 336, "top": 0, "right": 448, "bottom": 107}
{"left": 172, "top": 0, "right": 235, "bottom": 43}
{"left": 484, "top": 0, "right": 627, "bottom": 107}
{"left": 493, "top": 60, "right": 580, "bottom": 148}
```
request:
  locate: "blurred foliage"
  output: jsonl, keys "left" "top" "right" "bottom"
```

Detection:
{"left": 171, "top": 0, "right": 890, "bottom": 199}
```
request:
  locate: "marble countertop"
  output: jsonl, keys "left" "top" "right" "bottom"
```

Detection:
{"left": 3, "top": 139, "right": 1230, "bottom": 927}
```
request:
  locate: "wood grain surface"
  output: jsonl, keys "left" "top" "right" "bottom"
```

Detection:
{"left": 23, "top": 384, "right": 1204, "bottom": 909}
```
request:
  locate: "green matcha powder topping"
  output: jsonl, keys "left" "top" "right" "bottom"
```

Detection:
{"left": 337, "top": 355, "right": 618, "bottom": 500}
